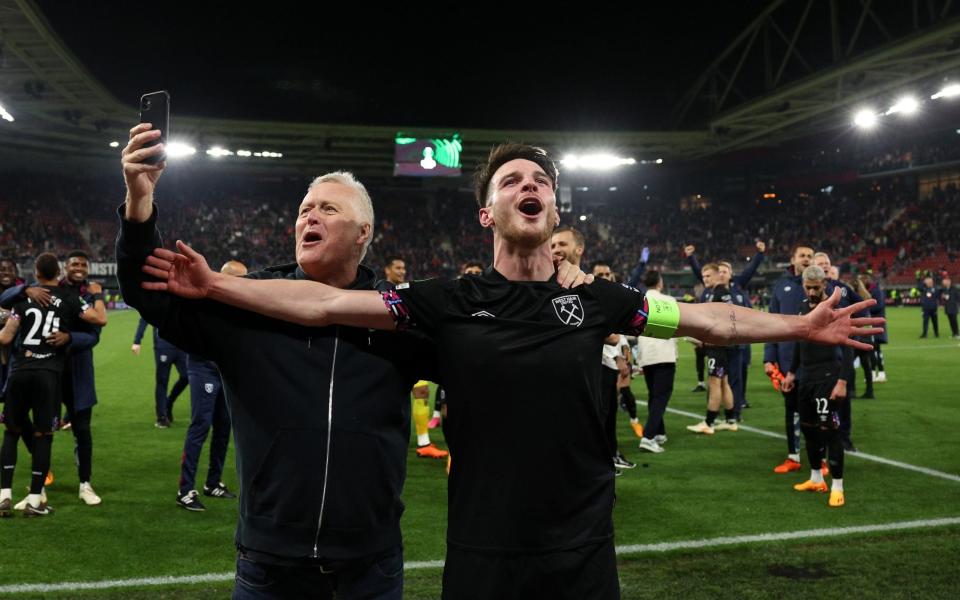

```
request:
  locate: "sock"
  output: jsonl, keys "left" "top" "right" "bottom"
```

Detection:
{"left": 412, "top": 396, "right": 430, "bottom": 440}
{"left": 1, "top": 431, "right": 18, "bottom": 489}
{"left": 697, "top": 381, "right": 704, "bottom": 386}
{"left": 30, "top": 435, "right": 52, "bottom": 495}
{"left": 788, "top": 453, "right": 801, "bottom": 462}
{"left": 27, "top": 493, "right": 41, "bottom": 508}
{"left": 724, "top": 408, "right": 736, "bottom": 422}
{"left": 810, "top": 469, "right": 824, "bottom": 484}
{"left": 431, "top": 410, "right": 441, "bottom": 419}
{"left": 706, "top": 410, "right": 719, "bottom": 426}
{"left": 619, "top": 388, "right": 638, "bottom": 419}
{"left": 0, "top": 488, "right": 11, "bottom": 502}
{"left": 417, "top": 433, "right": 431, "bottom": 447}
{"left": 630, "top": 418, "right": 639, "bottom": 424}
{"left": 832, "top": 478, "right": 843, "bottom": 491}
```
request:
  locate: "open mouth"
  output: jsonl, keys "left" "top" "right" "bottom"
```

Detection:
{"left": 302, "top": 230, "right": 323, "bottom": 244}
{"left": 518, "top": 197, "right": 543, "bottom": 216}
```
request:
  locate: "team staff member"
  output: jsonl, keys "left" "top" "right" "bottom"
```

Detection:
{"left": 133, "top": 316, "right": 189, "bottom": 427}
{"left": 919, "top": 276, "right": 940, "bottom": 338}
{"left": 117, "top": 122, "right": 440, "bottom": 598}
{"left": 941, "top": 276, "right": 958, "bottom": 338}
{"left": 635, "top": 270, "right": 678, "bottom": 454}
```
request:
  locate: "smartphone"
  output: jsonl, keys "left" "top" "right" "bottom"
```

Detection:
{"left": 139, "top": 90, "right": 170, "bottom": 164}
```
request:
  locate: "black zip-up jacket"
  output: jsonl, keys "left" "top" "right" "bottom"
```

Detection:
{"left": 116, "top": 205, "right": 434, "bottom": 562}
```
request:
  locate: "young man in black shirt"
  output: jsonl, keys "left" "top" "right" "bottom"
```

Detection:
{"left": 781, "top": 266, "right": 852, "bottom": 508}
{"left": 0, "top": 253, "right": 106, "bottom": 517}
{"left": 143, "top": 144, "right": 883, "bottom": 599}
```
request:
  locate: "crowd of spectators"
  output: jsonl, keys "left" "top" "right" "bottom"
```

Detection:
{"left": 1, "top": 167, "right": 956, "bottom": 284}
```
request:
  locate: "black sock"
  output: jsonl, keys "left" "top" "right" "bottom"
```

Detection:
{"left": 30, "top": 435, "right": 52, "bottom": 495}
{"left": 825, "top": 426, "right": 845, "bottom": 479}
{"left": 724, "top": 408, "right": 736, "bottom": 422}
{"left": 1, "top": 430, "right": 19, "bottom": 489}
{"left": 801, "top": 424, "right": 822, "bottom": 467}
{"left": 619, "top": 388, "right": 637, "bottom": 419}
{"left": 706, "top": 410, "right": 719, "bottom": 426}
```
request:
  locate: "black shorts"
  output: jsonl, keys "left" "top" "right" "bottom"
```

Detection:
{"left": 705, "top": 347, "right": 729, "bottom": 378}
{"left": 798, "top": 380, "right": 842, "bottom": 430}
{"left": 1, "top": 370, "right": 61, "bottom": 433}
{"left": 442, "top": 539, "right": 619, "bottom": 600}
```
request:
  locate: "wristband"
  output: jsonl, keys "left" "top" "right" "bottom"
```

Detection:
{"left": 644, "top": 294, "right": 680, "bottom": 339}
{"left": 91, "top": 293, "right": 105, "bottom": 303}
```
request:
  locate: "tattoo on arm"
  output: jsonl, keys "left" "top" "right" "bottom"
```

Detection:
{"left": 728, "top": 310, "right": 738, "bottom": 341}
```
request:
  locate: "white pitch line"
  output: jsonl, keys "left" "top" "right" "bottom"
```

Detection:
{"left": 615, "top": 516, "right": 960, "bottom": 553}
{"left": 881, "top": 343, "right": 960, "bottom": 351}
{"left": 642, "top": 402, "right": 960, "bottom": 483}
{"left": 3, "top": 518, "right": 958, "bottom": 594}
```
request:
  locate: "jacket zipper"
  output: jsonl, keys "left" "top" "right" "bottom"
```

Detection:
{"left": 312, "top": 327, "right": 339, "bottom": 558}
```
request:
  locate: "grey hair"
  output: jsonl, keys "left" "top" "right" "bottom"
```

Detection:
{"left": 813, "top": 251, "right": 830, "bottom": 261}
{"left": 308, "top": 171, "right": 375, "bottom": 260}
{"left": 802, "top": 265, "right": 827, "bottom": 281}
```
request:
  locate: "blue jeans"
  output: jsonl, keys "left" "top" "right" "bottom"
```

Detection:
{"left": 233, "top": 545, "right": 404, "bottom": 600}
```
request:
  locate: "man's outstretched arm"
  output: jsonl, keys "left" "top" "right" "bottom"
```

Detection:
{"left": 674, "top": 288, "right": 884, "bottom": 351}
{"left": 144, "top": 242, "right": 595, "bottom": 330}
{"left": 142, "top": 242, "right": 396, "bottom": 330}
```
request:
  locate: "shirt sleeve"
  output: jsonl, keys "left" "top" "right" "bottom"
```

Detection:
{"left": 392, "top": 278, "right": 456, "bottom": 336}
{"left": 589, "top": 279, "right": 649, "bottom": 337}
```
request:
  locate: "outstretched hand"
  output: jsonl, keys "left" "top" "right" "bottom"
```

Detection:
{"left": 803, "top": 288, "right": 885, "bottom": 351}
{"left": 141, "top": 240, "right": 217, "bottom": 299}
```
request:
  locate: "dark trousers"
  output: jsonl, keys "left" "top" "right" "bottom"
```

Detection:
{"left": 856, "top": 349, "right": 873, "bottom": 396}
{"left": 154, "top": 343, "right": 188, "bottom": 420}
{"left": 442, "top": 539, "right": 619, "bottom": 600}
{"left": 922, "top": 309, "right": 939, "bottom": 337}
{"left": 70, "top": 407, "right": 93, "bottom": 483}
{"left": 694, "top": 345, "right": 705, "bottom": 382}
{"left": 233, "top": 545, "right": 403, "bottom": 600}
{"left": 742, "top": 344, "right": 751, "bottom": 402}
{"left": 947, "top": 313, "right": 959, "bottom": 337}
{"left": 727, "top": 347, "right": 745, "bottom": 416}
{"left": 601, "top": 367, "right": 619, "bottom": 457}
{"left": 179, "top": 369, "right": 230, "bottom": 493}
{"left": 783, "top": 387, "right": 800, "bottom": 456}
{"left": 642, "top": 363, "right": 675, "bottom": 440}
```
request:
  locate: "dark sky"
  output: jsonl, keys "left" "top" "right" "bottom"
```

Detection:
{"left": 37, "top": 2, "right": 770, "bottom": 131}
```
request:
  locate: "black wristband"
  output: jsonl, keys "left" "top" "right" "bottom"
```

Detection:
{"left": 91, "top": 293, "right": 105, "bottom": 303}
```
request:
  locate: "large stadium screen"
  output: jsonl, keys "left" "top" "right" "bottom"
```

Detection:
{"left": 394, "top": 134, "right": 462, "bottom": 177}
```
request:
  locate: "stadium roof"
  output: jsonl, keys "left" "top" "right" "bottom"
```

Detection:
{"left": 1, "top": 0, "right": 959, "bottom": 175}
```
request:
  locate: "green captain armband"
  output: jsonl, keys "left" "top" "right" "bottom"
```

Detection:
{"left": 644, "top": 294, "right": 680, "bottom": 339}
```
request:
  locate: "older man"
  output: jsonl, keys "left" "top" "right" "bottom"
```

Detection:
{"left": 116, "top": 122, "right": 438, "bottom": 599}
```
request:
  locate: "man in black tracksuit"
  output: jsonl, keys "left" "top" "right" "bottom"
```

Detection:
{"left": 118, "top": 123, "right": 434, "bottom": 599}
{"left": 919, "top": 276, "right": 940, "bottom": 338}
{"left": 940, "top": 276, "right": 958, "bottom": 338}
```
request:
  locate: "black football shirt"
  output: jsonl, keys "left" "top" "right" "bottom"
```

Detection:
{"left": 394, "top": 267, "right": 649, "bottom": 553}
{"left": 11, "top": 286, "right": 88, "bottom": 374}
